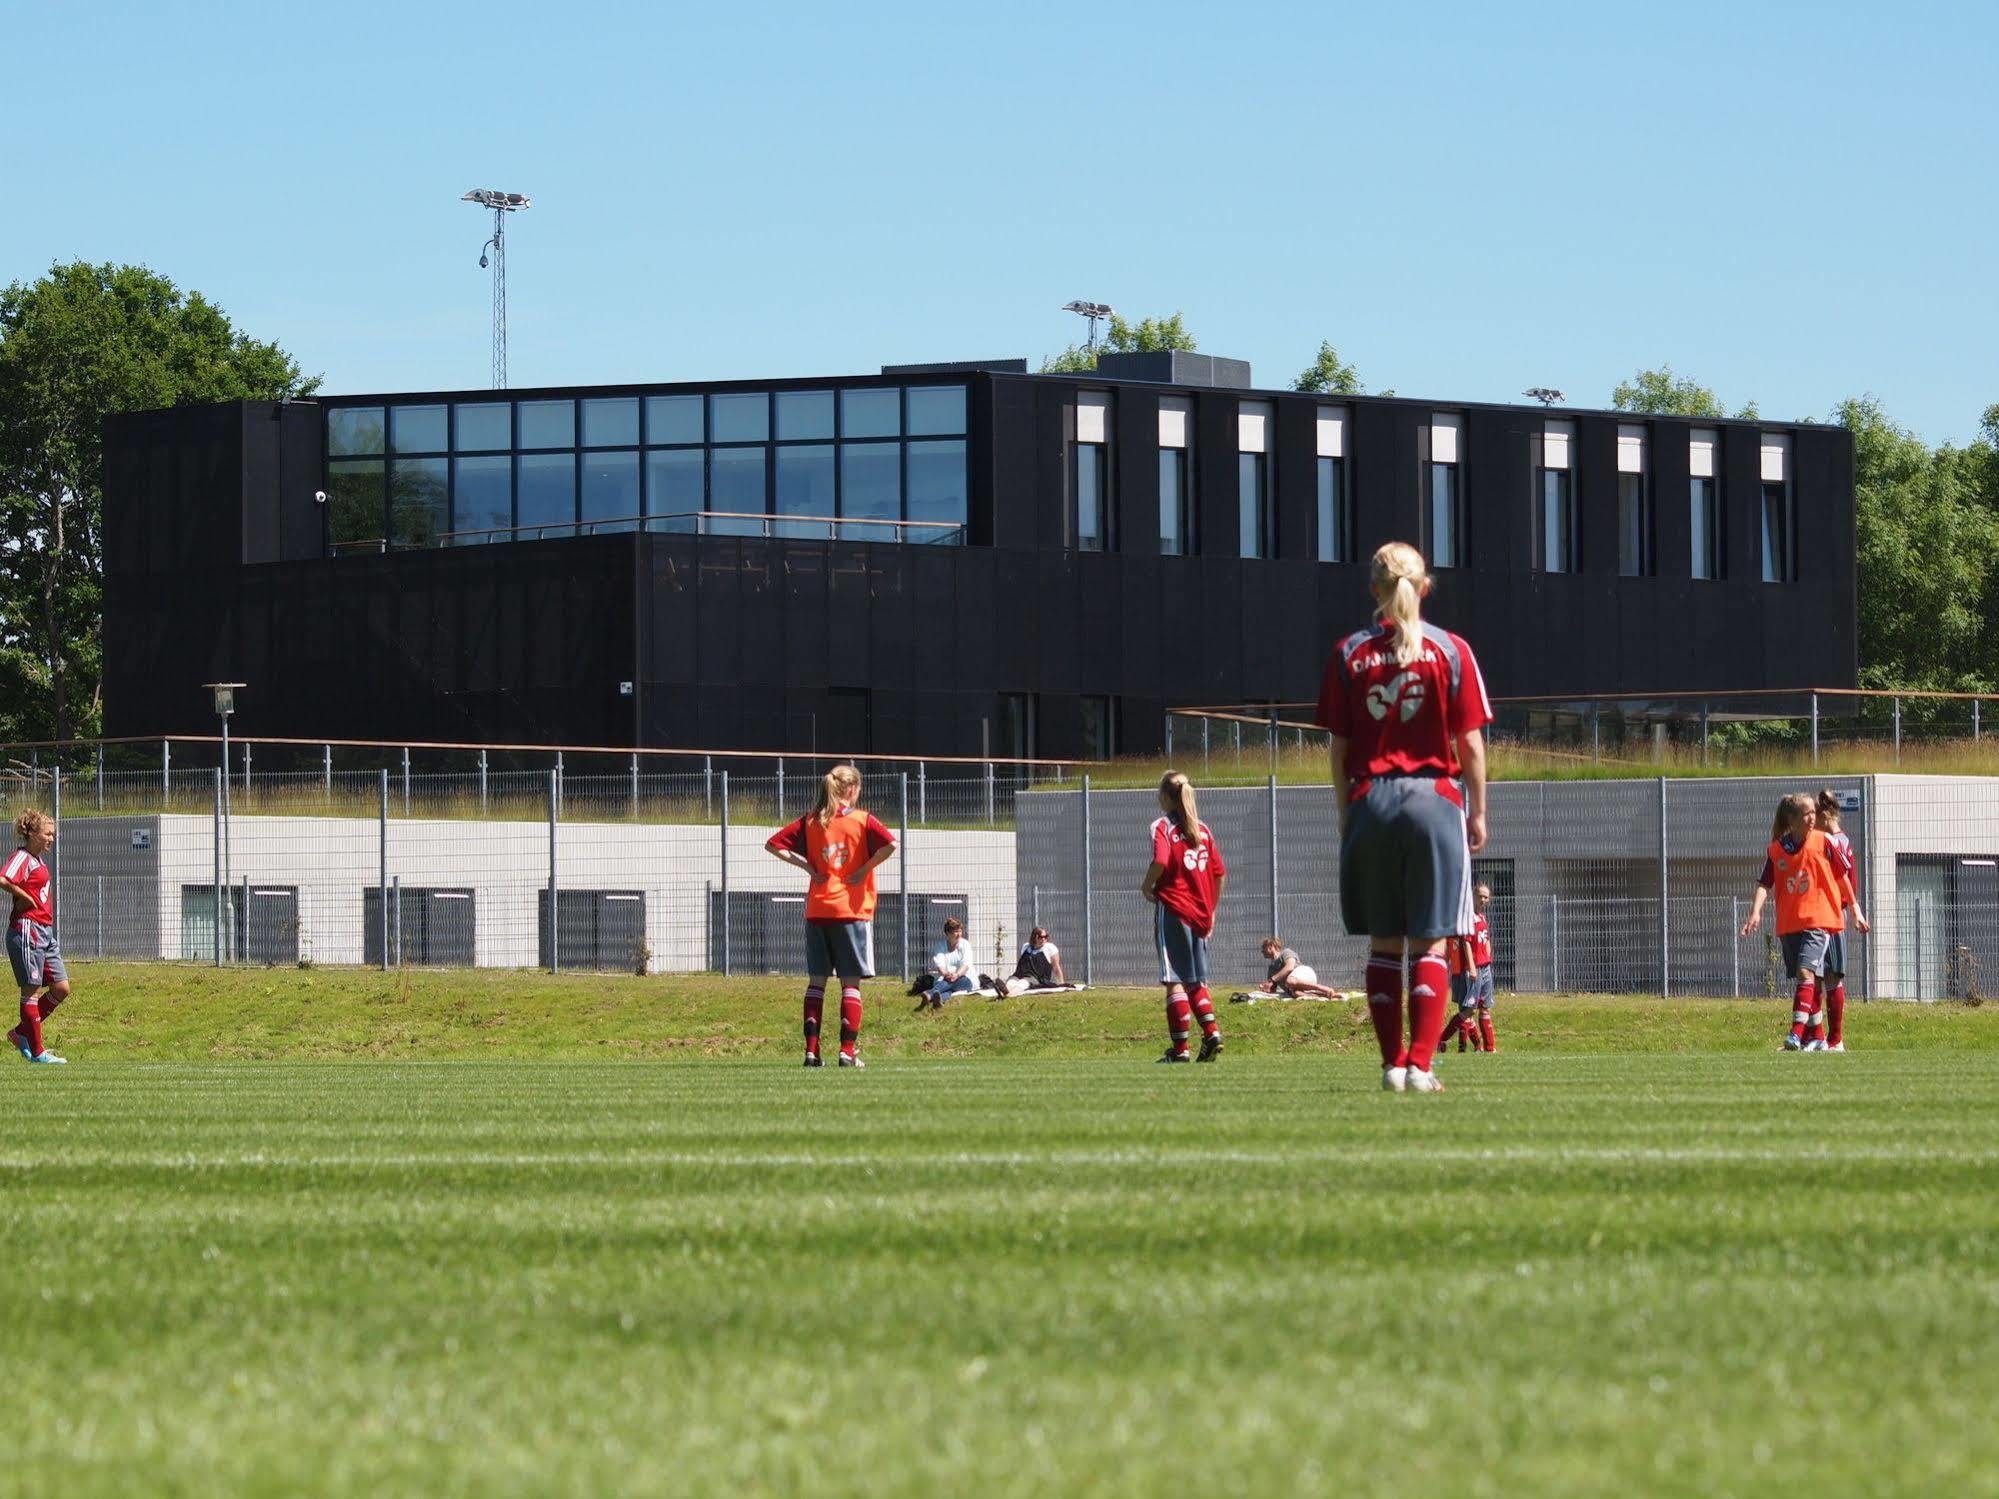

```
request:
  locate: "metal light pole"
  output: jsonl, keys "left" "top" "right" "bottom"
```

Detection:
{"left": 463, "top": 188, "right": 531, "bottom": 389}
{"left": 1062, "top": 300, "right": 1115, "bottom": 354}
{"left": 204, "top": 683, "right": 244, "bottom": 960}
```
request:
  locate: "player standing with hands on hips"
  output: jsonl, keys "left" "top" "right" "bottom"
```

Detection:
{"left": 766, "top": 764, "right": 897, "bottom": 1068}
{"left": 1141, "top": 772, "right": 1228, "bottom": 1063}
{"left": 1316, "top": 543, "right": 1492, "bottom": 1093}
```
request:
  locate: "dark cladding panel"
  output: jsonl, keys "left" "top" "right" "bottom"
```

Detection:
{"left": 696, "top": 542, "right": 746, "bottom": 685}
{"left": 1576, "top": 415, "right": 1619, "bottom": 576}
{"left": 865, "top": 550, "right": 913, "bottom": 692}
{"left": 1350, "top": 401, "right": 1420, "bottom": 554}
{"left": 1794, "top": 425, "right": 1857, "bottom": 682}
{"left": 736, "top": 551, "right": 782, "bottom": 687}
{"left": 1034, "top": 384, "right": 1069, "bottom": 551}
{"left": 989, "top": 378, "right": 1039, "bottom": 549}
{"left": 1462, "top": 407, "right": 1530, "bottom": 574}
{"left": 966, "top": 373, "right": 998, "bottom": 548}
{"left": 826, "top": 549, "right": 872, "bottom": 685}
{"left": 780, "top": 549, "right": 830, "bottom": 688}
{"left": 648, "top": 543, "right": 697, "bottom": 686}
{"left": 1722, "top": 426, "right": 1762, "bottom": 587}
{"left": 241, "top": 404, "right": 281, "bottom": 565}
{"left": 1113, "top": 386, "right": 1160, "bottom": 558}
{"left": 278, "top": 402, "right": 326, "bottom": 561}
{"left": 1650, "top": 418, "right": 1693, "bottom": 581}
{"left": 1193, "top": 393, "right": 1237, "bottom": 560}
{"left": 1272, "top": 398, "right": 1316, "bottom": 560}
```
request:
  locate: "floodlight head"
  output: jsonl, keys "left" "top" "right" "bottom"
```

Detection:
{"left": 1524, "top": 387, "right": 1566, "bottom": 406}
{"left": 203, "top": 682, "right": 246, "bottom": 716}
{"left": 1063, "top": 300, "right": 1114, "bottom": 319}
{"left": 479, "top": 250, "right": 488, "bottom": 268}
{"left": 461, "top": 188, "right": 531, "bottom": 212}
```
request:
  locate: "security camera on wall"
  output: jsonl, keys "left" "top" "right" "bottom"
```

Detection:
{"left": 313, "top": 490, "right": 328, "bottom": 506}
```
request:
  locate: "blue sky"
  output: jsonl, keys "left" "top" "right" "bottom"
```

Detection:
{"left": 6, "top": 0, "right": 1994, "bottom": 443}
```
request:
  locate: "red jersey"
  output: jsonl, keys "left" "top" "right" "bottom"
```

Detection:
{"left": 2, "top": 848, "right": 52, "bottom": 927}
{"left": 1823, "top": 828, "right": 1858, "bottom": 904}
{"left": 1150, "top": 817, "right": 1227, "bottom": 937}
{"left": 1315, "top": 621, "right": 1492, "bottom": 784}
{"left": 768, "top": 809, "right": 894, "bottom": 922}
{"left": 1469, "top": 912, "right": 1493, "bottom": 968}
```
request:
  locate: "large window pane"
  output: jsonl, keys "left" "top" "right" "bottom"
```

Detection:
{"left": 1238, "top": 452, "right": 1267, "bottom": 558}
{"left": 518, "top": 400, "right": 575, "bottom": 449}
{"left": 582, "top": 451, "right": 641, "bottom": 532}
{"left": 841, "top": 388, "right": 900, "bottom": 439}
{"left": 1618, "top": 472, "right": 1649, "bottom": 577}
{"left": 776, "top": 390, "right": 834, "bottom": 441}
{"left": 454, "top": 402, "right": 511, "bottom": 452}
{"left": 1429, "top": 463, "right": 1459, "bottom": 568}
{"left": 840, "top": 441, "right": 901, "bottom": 541}
{"left": 1076, "top": 443, "right": 1106, "bottom": 552}
{"left": 775, "top": 444, "right": 836, "bottom": 538}
{"left": 907, "top": 439, "right": 966, "bottom": 543}
{"left": 1317, "top": 456, "right": 1345, "bottom": 563}
{"left": 708, "top": 446, "right": 768, "bottom": 535}
{"left": 1159, "top": 449, "right": 1185, "bottom": 556}
{"left": 645, "top": 394, "right": 703, "bottom": 445}
{"left": 1081, "top": 696, "right": 1115, "bottom": 759}
{"left": 1691, "top": 477, "right": 1717, "bottom": 580}
{"left": 1540, "top": 470, "right": 1572, "bottom": 572}
{"left": 390, "top": 457, "right": 448, "bottom": 546}
{"left": 452, "top": 455, "right": 512, "bottom": 541}
{"left": 581, "top": 397, "right": 639, "bottom": 448}
{"left": 327, "top": 407, "right": 385, "bottom": 456}
{"left": 710, "top": 392, "right": 769, "bottom": 443}
{"left": 390, "top": 404, "right": 448, "bottom": 453}
{"left": 645, "top": 448, "right": 703, "bottom": 529}
{"left": 1761, "top": 482, "right": 1792, "bottom": 582}
{"left": 906, "top": 385, "right": 966, "bottom": 436}
{"left": 517, "top": 453, "right": 576, "bottom": 537}
{"left": 326, "top": 459, "right": 384, "bottom": 546}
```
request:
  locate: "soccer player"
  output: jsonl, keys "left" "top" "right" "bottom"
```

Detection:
{"left": 4, "top": 810, "right": 70, "bottom": 1065}
{"left": 1315, "top": 541, "right": 1492, "bottom": 1094}
{"left": 1810, "top": 789, "right": 1870, "bottom": 1051}
{"left": 1448, "top": 884, "right": 1498, "bottom": 1052}
{"left": 1739, "top": 793, "right": 1862, "bottom": 1052}
{"left": 1140, "top": 771, "right": 1228, "bottom": 1063}
{"left": 765, "top": 764, "right": 896, "bottom": 1068}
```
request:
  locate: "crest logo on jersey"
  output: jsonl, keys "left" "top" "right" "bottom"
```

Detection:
{"left": 823, "top": 842, "right": 850, "bottom": 870}
{"left": 1784, "top": 870, "right": 1811, "bottom": 897}
{"left": 1365, "top": 670, "right": 1425, "bottom": 723}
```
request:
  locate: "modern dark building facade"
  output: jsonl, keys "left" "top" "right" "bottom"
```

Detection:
{"left": 102, "top": 357, "right": 1856, "bottom": 759}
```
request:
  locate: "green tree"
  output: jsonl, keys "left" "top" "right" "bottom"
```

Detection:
{"left": 1839, "top": 395, "right": 1999, "bottom": 694}
{"left": 1291, "top": 339, "right": 1366, "bottom": 394}
{"left": 1611, "top": 365, "right": 1760, "bottom": 421}
{"left": 0, "top": 261, "right": 317, "bottom": 741}
{"left": 1039, "top": 311, "right": 1196, "bottom": 373}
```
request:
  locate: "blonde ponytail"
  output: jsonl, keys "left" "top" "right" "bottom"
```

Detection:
{"left": 1371, "top": 541, "right": 1430, "bottom": 667}
{"left": 1158, "top": 771, "right": 1203, "bottom": 847}
{"left": 814, "top": 764, "right": 862, "bottom": 827}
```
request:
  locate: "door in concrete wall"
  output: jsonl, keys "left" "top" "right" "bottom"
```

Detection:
{"left": 181, "top": 884, "right": 299, "bottom": 965}
{"left": 538, "top": 889, "right": 648, "bottom": 972}
{"left": 365, "top": 887, "right": 476, "bottom": 967}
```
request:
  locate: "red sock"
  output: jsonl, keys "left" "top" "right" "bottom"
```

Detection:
{"left": 1165, "top": 989, "right": 1192, "bottom": 1054}
{"left": 1190, "top": 984, "right": 1219, "bottom": 1040}
{"left": 1791, "top": 978, "right": 1816, "bottom": 1041}
{"left": 839, "top": 986, "right": 862, "bottom": 1055}
{"left": 1406, "top": 954, "right": 1450, "bottom": 1072}
{"left": 1826, "top": 982, "right": 1846, "bottom": 1047}
{"left": 802, "top": 983, "right": 825, "bottom": 1056}
{"left": 17, "top": 1000, "right": 42, "bottom": 1056}
{"left": 1364, "top": 956, "right": 1406, "bottom": 1068}
{"left": 1478, "top": 1012, "right": 1497, "bottom": 1052}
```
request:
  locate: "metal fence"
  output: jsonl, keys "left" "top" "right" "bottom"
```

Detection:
{"left": 7, "top": 763, "right": 1999, "bottom": 1000}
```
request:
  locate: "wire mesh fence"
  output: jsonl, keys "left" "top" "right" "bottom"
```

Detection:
{"left": 6, "top": 758, "right": 1999, "bottom": 999}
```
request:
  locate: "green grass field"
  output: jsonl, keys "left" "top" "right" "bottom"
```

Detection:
{"left": 6, "top": 967, "right": 1999, "bottom": 1497}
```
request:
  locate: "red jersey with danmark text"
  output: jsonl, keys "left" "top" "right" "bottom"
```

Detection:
{"left": 2, "top": 848, "right": 52, "bottom": 927}
{"left": 1470, "top": 912, "right": 1493, "bottom": 968}
{"left": 768, "top": 809, "right": 894, "bottom": 922}
{"left": 1150, "top": 817, "right": 1227, "bottom": 937}
{"left": 1315, "top": 621, "right": 1492, "bottom": 783}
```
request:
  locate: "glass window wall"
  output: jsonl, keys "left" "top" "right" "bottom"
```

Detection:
{"left": 390, "top": 405, "right": 448, "bottom": 454}
{"left": 454, "top": 403, "right": 511, "bottom": 452}
{"left": 517, "top": 453, "right": 576, "bottom": 537}
{"left": 452, "top": 455, "right": 512, "bottom": 541}
{"left": 581, "top": 397, "right": 639, "bottom": 448}
{"left": 582, "top": 451, "right": 641, "bottom": 532}
{"left": 518, "top": 400, "right": 575, "bottom": 449}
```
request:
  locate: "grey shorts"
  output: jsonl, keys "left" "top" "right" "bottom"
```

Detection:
{"left": 1822, "top": 931, "right": 1848, "bottom": 980}
{"left": 1780, "top": 928, "right": 1832, "bottom": 980}
{"left": 1452, "top": 968, "right": 1495, "bottom": 1010}
{"left": 805, "top": 920, "right": 875, "bottom": 980}
{"left": 1340, "top": 776, "right": 1475, "bottom": 940}
{"left": 8, "top": 921, "right": 65, "bottom": 991}
{"left": 1156, "top": 906, "right": 1210, "bottom": 988}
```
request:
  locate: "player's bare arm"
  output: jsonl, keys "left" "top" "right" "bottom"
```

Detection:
{"left": 764, "top": 838, "right": 814, "bottom": 876}
{"left": 1328, "top": 737, "right": 1350, "bottom": 825}
{"left": 1740, "top": 886, "right": 1769, "bottom": 936}
{"left": 1139, "top": 861, "right": 1165, "bottom": 903}
{"left": 845, "top": 840, "right": 895, "bottom": 887}
{"left": 1456, "top": 727, "right": 1488, "bottom": 852}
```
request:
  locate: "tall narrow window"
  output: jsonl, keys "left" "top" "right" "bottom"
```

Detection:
{"left": 1158, "top": 396, "right": 1192, "bottom": 555}
{"left": 1238, "top": 400, "right": 1272, "bottom": 558}
{"left": 1080, "top": 696, "right": 1115, "bottom": 760}
{"left": 1617, "top": 424, "right": 1651, "bottom": 576}
{"left": 997, "top": 693, "right": 1036, "bottom": 761}
{"left": 1537, "top": 420, "right": 1575, "bottom": 572}
{"left": 1761, "top": 433, "right": 1794, "bottom": 582}
{"left": 1316, "top": 406, "right": 1348, "bottom": 562}
{"left": 1690, "top": 429, "right": 1719, "bottom": 580}
{"left": 1427, "top": 415, "right": 1463, "bottom": 567}
{"left": 1075, "top": 391, "right": 1110, "bottom": 552}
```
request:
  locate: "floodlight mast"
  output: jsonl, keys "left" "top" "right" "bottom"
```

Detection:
{"left": 462, "top": 189, "right": 530, "bottom": 388}
{"left": 1062, "top": 299, "right": 1115, "bottom": 353}
{"left": 1524, "top": 387, "right": 1566, "bottom": 407}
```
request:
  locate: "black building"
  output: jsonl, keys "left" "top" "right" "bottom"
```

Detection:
{"left": 101, "top": 356, "right": 1855, "bottom": 759}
